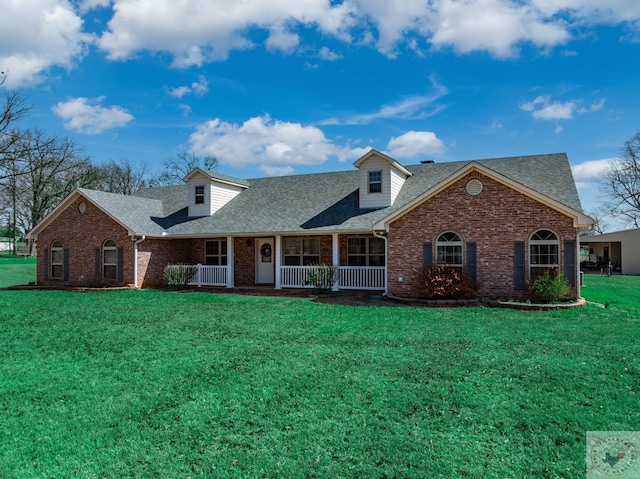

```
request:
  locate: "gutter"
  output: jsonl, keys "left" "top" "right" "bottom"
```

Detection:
{"left": 373, "top": 230, "right": 388, "bottom": 296}
{"left": 133, "top": 235, "right": 146, "bottom": 288}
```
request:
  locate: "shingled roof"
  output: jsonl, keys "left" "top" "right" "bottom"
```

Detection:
{"left": 65, "top": 152, "right": 587, "bottom": 237}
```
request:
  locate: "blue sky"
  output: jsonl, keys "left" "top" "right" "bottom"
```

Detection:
{"left": 2, "top": 1, "right": 640, "bottom": 224}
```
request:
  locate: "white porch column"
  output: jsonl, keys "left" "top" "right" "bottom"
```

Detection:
{"left": 226, "top": 235, "right": 234, "bottom": 288}
{"left": 332, "top": 233, "right": 340, "bottom": 291}
{"left": 275, "top": 235, "right": 282, "bottom": 289}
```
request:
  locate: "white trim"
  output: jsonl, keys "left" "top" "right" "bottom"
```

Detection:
{"left": 226, "top": 236, "right": 234, "bottom": 288}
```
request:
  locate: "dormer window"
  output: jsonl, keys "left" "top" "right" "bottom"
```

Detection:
{"left": 195, "top": 185, "right": 205, "bottom": 204}
{"left": 368, "top": 171, "right": 382, "bottom": 193}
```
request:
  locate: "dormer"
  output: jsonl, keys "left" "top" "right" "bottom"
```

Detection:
{"left": 354, "top": 149, "right": 412, "bottom": 208}
{"left": 184, "top": 168, "right": 249, "bottom": 217}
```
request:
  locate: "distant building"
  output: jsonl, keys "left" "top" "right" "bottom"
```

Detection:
{"left": 581, "top": 228, "right": 640, "bottom": 275}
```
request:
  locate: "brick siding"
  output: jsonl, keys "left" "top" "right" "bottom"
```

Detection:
{"left": 386, "top": 172, "right": 577, "bottom": 300}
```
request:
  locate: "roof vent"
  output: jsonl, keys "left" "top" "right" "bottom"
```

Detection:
{"left": 421, "top": 160, "right": 435, "bottom": 164}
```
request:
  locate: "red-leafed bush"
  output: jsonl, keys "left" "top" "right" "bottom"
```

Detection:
{"left": 412, "top": 265, "right": 478, "bottom": 299}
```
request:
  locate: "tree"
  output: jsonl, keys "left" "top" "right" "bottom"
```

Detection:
{"left": 0, "top": 129, "right": 96, "bottom": 234}
{"left": 150, "top": 152, "right": 217, "bottom": 186}
{"left": 582, "top": 208, "right": 611, "bottom": 236}
{"left": 0, "top": 72, "right": 31, "bottom": 160}
{"left": 93, "top": 159, "right": 150, "bottom": 195}
{"left": 602, "top": 131, "right": 640, "bottom": 228}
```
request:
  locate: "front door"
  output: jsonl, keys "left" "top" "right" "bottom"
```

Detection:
{"left": 256, "top": 238, "right": 274, "bottom": 284}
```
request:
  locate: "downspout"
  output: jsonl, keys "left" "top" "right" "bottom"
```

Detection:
{"left": 373, "top": 230, "right": 388, "bottom": 296}
{"left": 133, "top": 235, "right": 146, "bottom": 288}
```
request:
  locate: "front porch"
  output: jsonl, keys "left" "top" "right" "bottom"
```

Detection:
{"left": 167, "top": 263, "right": 386, "bottom": 291}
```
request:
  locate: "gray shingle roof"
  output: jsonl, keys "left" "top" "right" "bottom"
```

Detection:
{"left": 83, "top": 152, "right": 584, "bottom": 237}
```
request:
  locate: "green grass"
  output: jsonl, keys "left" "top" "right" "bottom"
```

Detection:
{"left": 0, "top": 255, "right": 36, "bottom": 288}
{"left": 0, "top": 263, "right": 639, "bottom": 478}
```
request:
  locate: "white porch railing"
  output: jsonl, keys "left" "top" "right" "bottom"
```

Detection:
{"left": 165, "top": 264, "right": 228, "bottom": 287}
{"left": 280, "top": 265, "right": 385, "bottom": 290}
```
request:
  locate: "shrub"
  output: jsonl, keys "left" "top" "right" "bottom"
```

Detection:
{"left": 412, "top": 265, "right": 477, "bottom": 299}
{"left": 305, "top": 263, "right": 340, "bottom": 294}
{"left": 532, "top": 269, "right": 574, "bottom": 303}
{"left": 164, "top": 264, "right": 198, "bottom": 288}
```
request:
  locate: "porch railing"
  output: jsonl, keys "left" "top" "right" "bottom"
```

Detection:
{"left": 164, "top": 264, "right": 228, "bottom": 287}
{"left": 281, "top": 265, "right": 385, "bottom": 290}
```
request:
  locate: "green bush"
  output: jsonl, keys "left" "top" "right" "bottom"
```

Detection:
{"left": 532, "top": 269, "right": 574, "bottom": 303}
{"left": 412, "top": 265, "right": 477, "bottom": 299}
{"left": 164, "top": 264, "right": 198, "bottom": 288}
{"left": 304, "top": 263, "right": 340, "bottom": 294}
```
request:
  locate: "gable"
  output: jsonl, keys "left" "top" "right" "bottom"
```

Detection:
{"left": 374, "top": 162, "right": 593, "bottom": 230}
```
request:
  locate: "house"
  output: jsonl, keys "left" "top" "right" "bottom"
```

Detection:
{"left": 27, "top": 149, "right": 593, "bottom": 300}
{"left": 580, "top": 228, "right": 640, "bottom": 275}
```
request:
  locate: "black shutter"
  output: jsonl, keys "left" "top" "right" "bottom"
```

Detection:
{"left": 95, "top": 248, "right": 101, "bottom": 281}
{"left": 43, "top": 248, "right": 49, "bottom": 281}
{"left": 422, "top": 242, "right": 432, "bottom": 267}
{"left": 466, "top": 242, "right": 477, "bottom": 282}
{"left": 117, "top": 247, "right": 124, "bottom": 282}
{"left": 514, "top": 241, "right": 525, "bottom": 290}
{"left": 564, "top": 240, "right": 576, "bottom": 288}
{"left": 63, "top": 248, "right": 69, "bottom": 282}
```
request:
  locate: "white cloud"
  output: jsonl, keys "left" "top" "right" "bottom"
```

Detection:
{"left": 322, "top": 75, "right": 448, "bottom": 125}
{"left": 386, "top": 131, "right": 445, "bottom": 158}
{"left": 520, "top": 95, "right": 605, "bottom": 122}
{"left": 167, "top": 76, "right": 209, "bottom": 98}
{"left": 318, "top": 46, "right": 342, "bottom": 61}
{"left": 189, "top": 114, "right": 349, "bottom": 175}
{"left": 571, "top": 158, "right": 614, "bottom": 189}
{"left": 94, "top": 0, "right": 640, "bottom": 66}
{"left": 52, "top": 96, "right": 134, "bottom": 134}
{"left": 78, "top": 0, "right": 111, "bottom": 13}
{"left": 0, "top": 0, "right": 92, "bottom": 88}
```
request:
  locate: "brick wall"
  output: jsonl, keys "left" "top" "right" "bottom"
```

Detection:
{"left": 137, "top": 238, "right": 200, "bottom": 287}
{"left": 36, "top": 197, "right": 134, "bottom": 287}
{"left": 234, "top": 237, "right": 256, "bottom": 285}
{"left": 386, "top": 172, "right": 577, "bottom": 300}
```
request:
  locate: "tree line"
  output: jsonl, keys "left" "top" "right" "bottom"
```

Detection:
{"left": 0, "top": 73, "right": 216, "bottom": 247}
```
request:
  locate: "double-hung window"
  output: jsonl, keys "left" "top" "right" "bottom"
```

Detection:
{"left": 436, "top": 232, "right": 463, "bottom": 267}
{"left": 195, "top": 185, "right": 205, "bottom": 204}
{"left": 51, "top": 241, "right": 63, "bottom": 279}
{"left": 347, "top": 237, "right": 385, "bottom": 266}
{"left": 529, "top": 229, "right": 559, "bottom": 279}
{"left": 103, "top": 239, "right": 117, "bottom": 281}
{"left": 205, "top": 239, "right": 227, "bottom": 265}
{"left": 368, "top": 171, "right": 382, "bottom": 193}
{"left": 283, "top": 238, "right": 320, "bottom": 265}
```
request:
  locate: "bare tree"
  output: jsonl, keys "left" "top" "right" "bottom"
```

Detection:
{"left": 93, "top": 159, "right": 150, "bottom": 195}
{"left": 1, "top": 130, "right": 96, "bottom": 233}
{"left": 602, "top": 131, "right": 640, "bottom": 228}
{"left": 0, "top": 72, "right": 31, "bottom": 160}
{"left": 582, "top": 208, "right": 611, "bottom": 235}
{"left": 150, "top": 152, "right": 217, "bottom": 186}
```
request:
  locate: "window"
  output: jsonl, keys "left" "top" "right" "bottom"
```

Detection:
{"left": 368, "top": 171, "right": 382, "bottom": 193}
{"left": 51, "top": 241, "right": 63, "bottom": 279}
{"left": 283, "top": 238, "right": 320, "bottom": 265}
{"left": 103, "top": 239, "right": 117, "bottom": 281}
{"left": 529, "top": 229, "right": 558, "bottom": 277}
{"left": 195, "top": 185, "right": 205, "bottom": 204}
{"left": 205, "top": 239, "right": 227, "bottom": 265}
{"left": 436, "top": 232, "right": 463, "bottom": 267}
{"left": 347, "top": 237, "right": 385, "bottom": 266}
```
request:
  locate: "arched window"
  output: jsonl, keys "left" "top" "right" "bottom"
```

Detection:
{"left": 103, "top": 239, "right": 117, "bottom": 281}
{"left": 51, "top": 241, "right": 63, "bottom": 279}
{"left": 436, "top": 232, "right": 463, "bottom": 267}
{"left": 529, "top": 229, "right": 559, "bottom": 278}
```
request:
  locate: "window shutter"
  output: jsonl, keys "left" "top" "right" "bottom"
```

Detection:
{"left": 564, "top": 240, "right": 576, "bottom": 288}
{"left": 63, "top": 248, "right": 69, "bottom": 282}
{"left": 514, "top": 241, "right": 525, "bottom": 290}
{"left": 95, "top": 248, "right": 101, "bottom": 281}
{"left": 422, "top": 242, "right": 432, "bottom": 267}
{"left": 117, "top": 247, "right": 124, "bottom": 282}
{"left": 466, "top": 242, "right": 477, "bottom": 282}
{"left": 44, "top": 248, "right": 49, "bottom": 281}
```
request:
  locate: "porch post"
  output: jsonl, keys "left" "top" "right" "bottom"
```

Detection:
{"left": 275, "top": 235, "right": 282, "bottom": 289}
{"left": 227, "top": 235, "right": 234, "bottom": 288}
{"left": 332, "top": 233, "right": 339, "bottom": 291}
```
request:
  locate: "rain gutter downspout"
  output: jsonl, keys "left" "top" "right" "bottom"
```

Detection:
{"left": 133, "top": 235, "right": 146, "bottom": 288}
{"left": 373, "top": 230, "right": 388, "bottom": 296}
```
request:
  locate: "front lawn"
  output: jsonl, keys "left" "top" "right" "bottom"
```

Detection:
{"left": 0, "top": 265, "right": 638, "bottom": 477}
